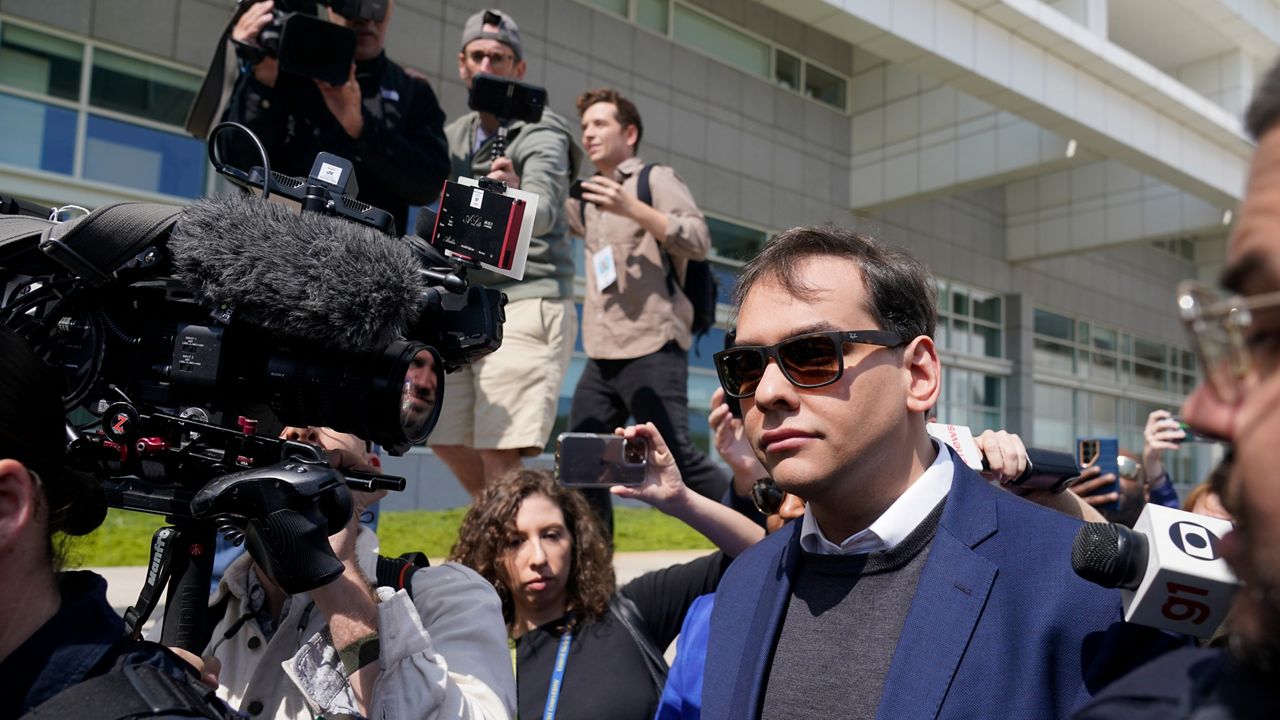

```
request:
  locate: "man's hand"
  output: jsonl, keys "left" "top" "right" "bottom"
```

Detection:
{"left": 709, "top": 387, "right": 766, "bottom": 497}
{"left": 1069, "top": 465, "right": 1120, "bottom": 507}
{"left": 316, "top": 65, "right": 364, "bottom": 139}
{"left": 486, "top": 156, "right": 521, "bottom": 189}
{"left": 231, "top": 0, "right": 279, "bottom": 87}
{"left": 973, "top": 429, "right": 1029, "bottom": 486}
{"left": 168, "top": 648, "right": 221, "bottom": 690}
{"left": 581, "top": 176, "right": 639, "bottom": 218}
{"left": 610, "top": 422, "right": 688, "bottom": 514}
{"left": 1142, "top": 409, "right": 1182, "bottom": 486}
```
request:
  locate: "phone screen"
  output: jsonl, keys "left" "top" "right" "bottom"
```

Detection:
{"left": 555, "top": 433, "right": 647, "bottom": 487}
{"left": 1077, "top": 437, "right": 1119, "bottom": 511}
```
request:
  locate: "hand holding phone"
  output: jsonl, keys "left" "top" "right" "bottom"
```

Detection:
{"left": 1076, "top": 437, "right": 1119, "bottom": 512}
{"left": 556, "top": 433, "right": 647, "bottom": 487}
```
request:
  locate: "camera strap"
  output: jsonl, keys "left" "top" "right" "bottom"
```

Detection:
{"left": 38, "top": 203, "right": 182, "bottom": 286}
{"left": 185, "top": 4, "right": 251, "bottom": 139}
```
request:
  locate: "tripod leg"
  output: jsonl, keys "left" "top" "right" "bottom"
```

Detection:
{"left": 159, "top": 521, "right": 216, "bottom": 652}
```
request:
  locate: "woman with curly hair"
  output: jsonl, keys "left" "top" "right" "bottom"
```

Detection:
{"left": 450, "top": 422, "right": 763, "bottom": 720}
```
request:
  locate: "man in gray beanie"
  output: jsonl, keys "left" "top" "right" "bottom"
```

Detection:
{"left": 427, "top": 9, "right": 584, "bottom": 498}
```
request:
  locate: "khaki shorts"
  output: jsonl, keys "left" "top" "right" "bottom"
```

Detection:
{"left": 428, "top": 297, "right": 577, "bottom": 453}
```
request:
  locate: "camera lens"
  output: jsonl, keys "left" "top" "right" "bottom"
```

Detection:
{"left": 261, "top": 340, "right": 443, "bottom": 453}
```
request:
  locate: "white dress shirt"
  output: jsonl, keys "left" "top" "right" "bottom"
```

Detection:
{"left": 800, "top": 439, "right": 954, "bottom": 555}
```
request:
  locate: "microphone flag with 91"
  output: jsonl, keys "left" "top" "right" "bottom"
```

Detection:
{"left": 1072, "top": 504, "right": 1237, "bottom": 639}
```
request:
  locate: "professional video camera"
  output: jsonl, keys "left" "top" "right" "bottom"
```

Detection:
{"left": 0, "top": 123, "right": 511, "bottom": 650}
{"left": 236, "top": 0, "right": 385, "bottom": 85}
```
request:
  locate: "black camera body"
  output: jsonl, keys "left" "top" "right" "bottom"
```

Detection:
{"left": 251, "top": 0, "right": 387, "bottom": 85}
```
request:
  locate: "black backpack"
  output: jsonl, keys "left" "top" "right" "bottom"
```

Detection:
{"left": 580, "top": 164, "right": 719, "bottom": 342}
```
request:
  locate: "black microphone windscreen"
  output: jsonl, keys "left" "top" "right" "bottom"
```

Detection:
{"left": 1072, "top": 522, "right": 1148, "bottom": 591}
{"left": 170, "top": 195, "right": 425, "bottom": 351}
{"left": 1072, "top": 523, "right": 1124, "bottom": 588}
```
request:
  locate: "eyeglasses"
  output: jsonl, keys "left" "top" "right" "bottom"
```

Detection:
{"left": 1177, "top": 279, "right": 1280, "bottom": 404}
{"left": 467, "top": 50, "right": 515, "bottom": 66}
{"left": 713, "top": 330, "right": 905, "bottom": 399}
{"left": 750, "top": 477, "right": 785, "bottom": 516}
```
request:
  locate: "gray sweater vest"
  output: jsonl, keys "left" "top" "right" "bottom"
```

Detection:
{"left": 759, "top": 500, "right": 944, "bottom": 720}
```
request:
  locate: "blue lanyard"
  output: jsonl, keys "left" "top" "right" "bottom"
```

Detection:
{"left": 541, "top": 630, "right": 574, "bottom": 720}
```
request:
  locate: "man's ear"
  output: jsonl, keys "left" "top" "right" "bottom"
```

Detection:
{"left": 0, "top": 458, "right": 39, "bottom": 552}
{"left": 457, "top": 52, "right": 468, "bottom": 82}
{"left": 514, "top": 59, "right": 527, "bottom": 81}
{"left": 902, "top": 335, "right": 941, "bottom": 415}
{"left": 624, "top": 123, "right": 639, "bottom": 152}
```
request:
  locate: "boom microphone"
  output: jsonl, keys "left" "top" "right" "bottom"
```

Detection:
{"left": 170, "top": 194, "right": 426, "bottom": 351}
{"left": 1072, "top": 504, "right": 1237, "bottom": 638}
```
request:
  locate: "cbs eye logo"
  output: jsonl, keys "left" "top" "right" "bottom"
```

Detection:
{"left": 1169, "top": 521, "right": 1222, "bottom": 561}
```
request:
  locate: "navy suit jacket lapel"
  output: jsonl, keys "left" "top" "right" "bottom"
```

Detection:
{"left": 731, "top": 520, "right": 804, "bottom": 719}
{"left": 876, "top": 453, "right": 999, "bottom": 720}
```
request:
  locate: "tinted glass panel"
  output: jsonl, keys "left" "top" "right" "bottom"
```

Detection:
{"left": 83, "top": 114, "right": 205, "bottom": 197}
{"left": 973, "top": 294, "right": 1001, "bottom": 323}
{"left": 90, "top": 49, "right": 199, "bottom": 126}
{"left": 1034, "top": 338, "right": 1074, "bottom": 373}
{"left": 636, "top": 0, "right": 669, "bottom": 32}
{"left": 0, "top": 25, "right": 82, "bottom": 100}
{"left": 975, "top": 324, "right": 1001, "bottom": 358}
{"left": 775, "top": 49, "right": 800, "bottom": 92}
{"left": 1134, "top": 338, "right": 1166, "bottom": 364}
{"left": 0, "top": 92, "right": 75, "bottom": 174}
{"left": 707, "top": 216, "right": 767, "bottom": 261}
{"left": 585, "top": 0, "right": 628, "bottom": 14}
{"left": 673, "top": 6, "right": 770, "bottom": 76}
{"left": 804, "top": 62, "right": 846, "bottom": 110}
{"left": 1034, "top": 309, "right": 1073, "bottom": 340}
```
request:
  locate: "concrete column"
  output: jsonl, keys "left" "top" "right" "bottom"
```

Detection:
{"left": 1003, "top": 293, "right": 1037, "bottom": 440}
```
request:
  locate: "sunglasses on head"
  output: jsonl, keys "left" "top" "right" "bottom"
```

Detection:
{"left": 751, "top": 477, "right": 785, "bottom": 516}
{"left": 713, "top": 329, "right": 905, "bottom": 399}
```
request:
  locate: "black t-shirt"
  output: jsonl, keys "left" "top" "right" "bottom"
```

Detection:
{"left": 514, "top": 552, "right": 729, "bottom": 720}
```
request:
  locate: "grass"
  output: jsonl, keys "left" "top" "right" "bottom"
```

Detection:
{"left": 65, "top": 505, "right": 715, "bottom": 567}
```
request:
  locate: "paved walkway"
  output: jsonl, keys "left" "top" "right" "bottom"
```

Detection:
{"left": 89, "top": 549, "right": 714, "bottom": 620}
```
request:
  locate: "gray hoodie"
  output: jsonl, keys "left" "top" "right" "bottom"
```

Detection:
{"left": 444, "top": 108, "right": 584, "bottom": 303}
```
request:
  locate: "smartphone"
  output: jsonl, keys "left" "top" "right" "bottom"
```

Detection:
{"left": 555, "top": 433, "right": 647, "bottom": 487}
{"left": 468, "top": 73, "right": 547, "bottom": 124}
{"left": 1077, "top": 437, "right": 1119, "bottom": 512}
{"left": 569, "top": 179, "right": 587, "bottom": 202}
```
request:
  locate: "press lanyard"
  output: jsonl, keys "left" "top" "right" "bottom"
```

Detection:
{"left": 541, "top": 630, "right": 574, "bottom": 720}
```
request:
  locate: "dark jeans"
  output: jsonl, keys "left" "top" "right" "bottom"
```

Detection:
{"left": 568, "top": 342, "right": 729, "bottom": 538}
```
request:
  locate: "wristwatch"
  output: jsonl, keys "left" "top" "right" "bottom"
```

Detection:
{"left": 339, "top": 631, "right": 380, "bottom": 676}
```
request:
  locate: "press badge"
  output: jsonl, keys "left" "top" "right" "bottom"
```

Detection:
{"left": 592, "top": 246, "right": 618, "bottom": 290}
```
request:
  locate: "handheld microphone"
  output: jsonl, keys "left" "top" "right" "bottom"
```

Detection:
{"left": 926, "top": 423, "right": 1079, "bottom": 491}
{"left": 169, "top": 194, "right": 427, "bottom": 351}
{"left": 1072, "top": 504, "right": 1237, "bottom": 638}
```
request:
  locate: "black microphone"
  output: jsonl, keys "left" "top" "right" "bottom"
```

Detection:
{"left": 169, "top": 194, "right": 426, "bottom": 351}
{"left": 1071, "top": 505, "right": 1237, "bottom": 638}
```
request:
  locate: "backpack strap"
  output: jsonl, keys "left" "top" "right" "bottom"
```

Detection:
{"left": 609, "top": 593, "right": 669, "bottom": 698}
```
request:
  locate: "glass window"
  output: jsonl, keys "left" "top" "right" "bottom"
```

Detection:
{"left": 586, "top": 0, "right": 628, "bottom": 14}
{"left": 973, "top": 294, "right": 1001, "bottom": 323}
{"left": 804, "top": 62, "right": 846, "bottom": 110}
{"left": 982, "top": 375, "right": 1003, "bottom": 408}
{"left": 774, "top": 49, "right": 800, "bottom": 92}
{"left": 636, "top": 0, "right": 669, "bottom": 33}
{"left": 90, "top": 49, "right": 199, "bottom": 126}
{"left": 1090, "top": 352, "right": 1117, "bottom": 382}
{"left": 83, "top": 115, "right": 206, "bottom": 197}
{"left": 975, "top": 324, "right": 1002, "bottom": 357}
{"left": 707, "top": 216, "right": 767, "bottom": 262}
{"left": 710, "top": 261, "right": 737, "bottom": 306}
{"left": 0, "top": 92, "right": 76, "bottom": 174}
{"left": 1034, "top": 338, "right": 1074, "bottom": 373}
{"left": 0, "top": 25, "right": 82, "bottom": 101}
{"left": 950, "top": 319, "right": 971, "bottom": 355}
{"left": 951, "top": 288, "right": 969, "bottom": 316}
{"left": 1034, "top": 309, "right": 1073, "bottom": 340}
{"left": 1133, "top": 362, "right": 1166, "bottom": 391}
{"left": 673, "top": 5, "right": 770, "bottom": 77}
{"left": 1134, "top": 338, "right": 1166, "bottom": 365}
{"left": 1092, "top": 326, "right": 1117, "bottom": 352}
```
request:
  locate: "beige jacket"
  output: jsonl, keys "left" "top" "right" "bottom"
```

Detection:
{"left": 568, "top": 156, "right": 711, "bottom": 359}
{"left": 205, "top": 529, "right": 514, "bottom": 719}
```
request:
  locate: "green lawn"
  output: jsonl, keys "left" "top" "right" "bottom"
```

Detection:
{"left": 64, "top": 505, "right": 715, "bottom": 567}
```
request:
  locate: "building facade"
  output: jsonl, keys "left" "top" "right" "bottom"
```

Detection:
{"left": 0, "top": 0, "right": 1255, "bottom": 507}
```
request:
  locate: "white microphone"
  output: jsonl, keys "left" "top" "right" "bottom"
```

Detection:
{"left": 1072, "top": 504, "right": 1238, "bottom": 638}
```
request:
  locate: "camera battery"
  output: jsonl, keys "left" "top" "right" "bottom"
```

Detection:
{"left": 433, "top": 181, "right": 526, "bottom": 271}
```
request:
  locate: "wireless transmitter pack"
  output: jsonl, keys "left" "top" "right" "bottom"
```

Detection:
{"left": 431, "top": 176, "right": 538, "bottom": 281}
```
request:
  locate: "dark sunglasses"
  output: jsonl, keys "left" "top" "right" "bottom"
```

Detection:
{"left": 751, "top": 477, "right": 785, "bottom": 516}
{"left": 713, "top": 330, "right": 905, "bottom": 399}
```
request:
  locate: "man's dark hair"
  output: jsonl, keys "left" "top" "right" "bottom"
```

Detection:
{"left": 576, "top": 87, "right": 644, "bottom": 152}
{"left": 1246, "top": 59, "right": 1280, "bottom": 140}
{"left": 0, "top": 325, "right": 107, "bottom": 567}
{"left": 733, "top": 224, "right": 937, "bottom": 342}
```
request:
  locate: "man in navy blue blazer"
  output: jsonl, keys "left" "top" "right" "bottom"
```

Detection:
{"left": 702, "top": 225, "right": 1182, "bottom": 720}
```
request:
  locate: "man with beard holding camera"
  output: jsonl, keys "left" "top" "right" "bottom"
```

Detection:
{"left": 0, "top": 326, "right": 232, "bottom": 719}
{"left": 1073, "top": 57, "right": 1280, "bottom": 720}
{"left": 225, "top": 0, "right": 448, "bottom": 235}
